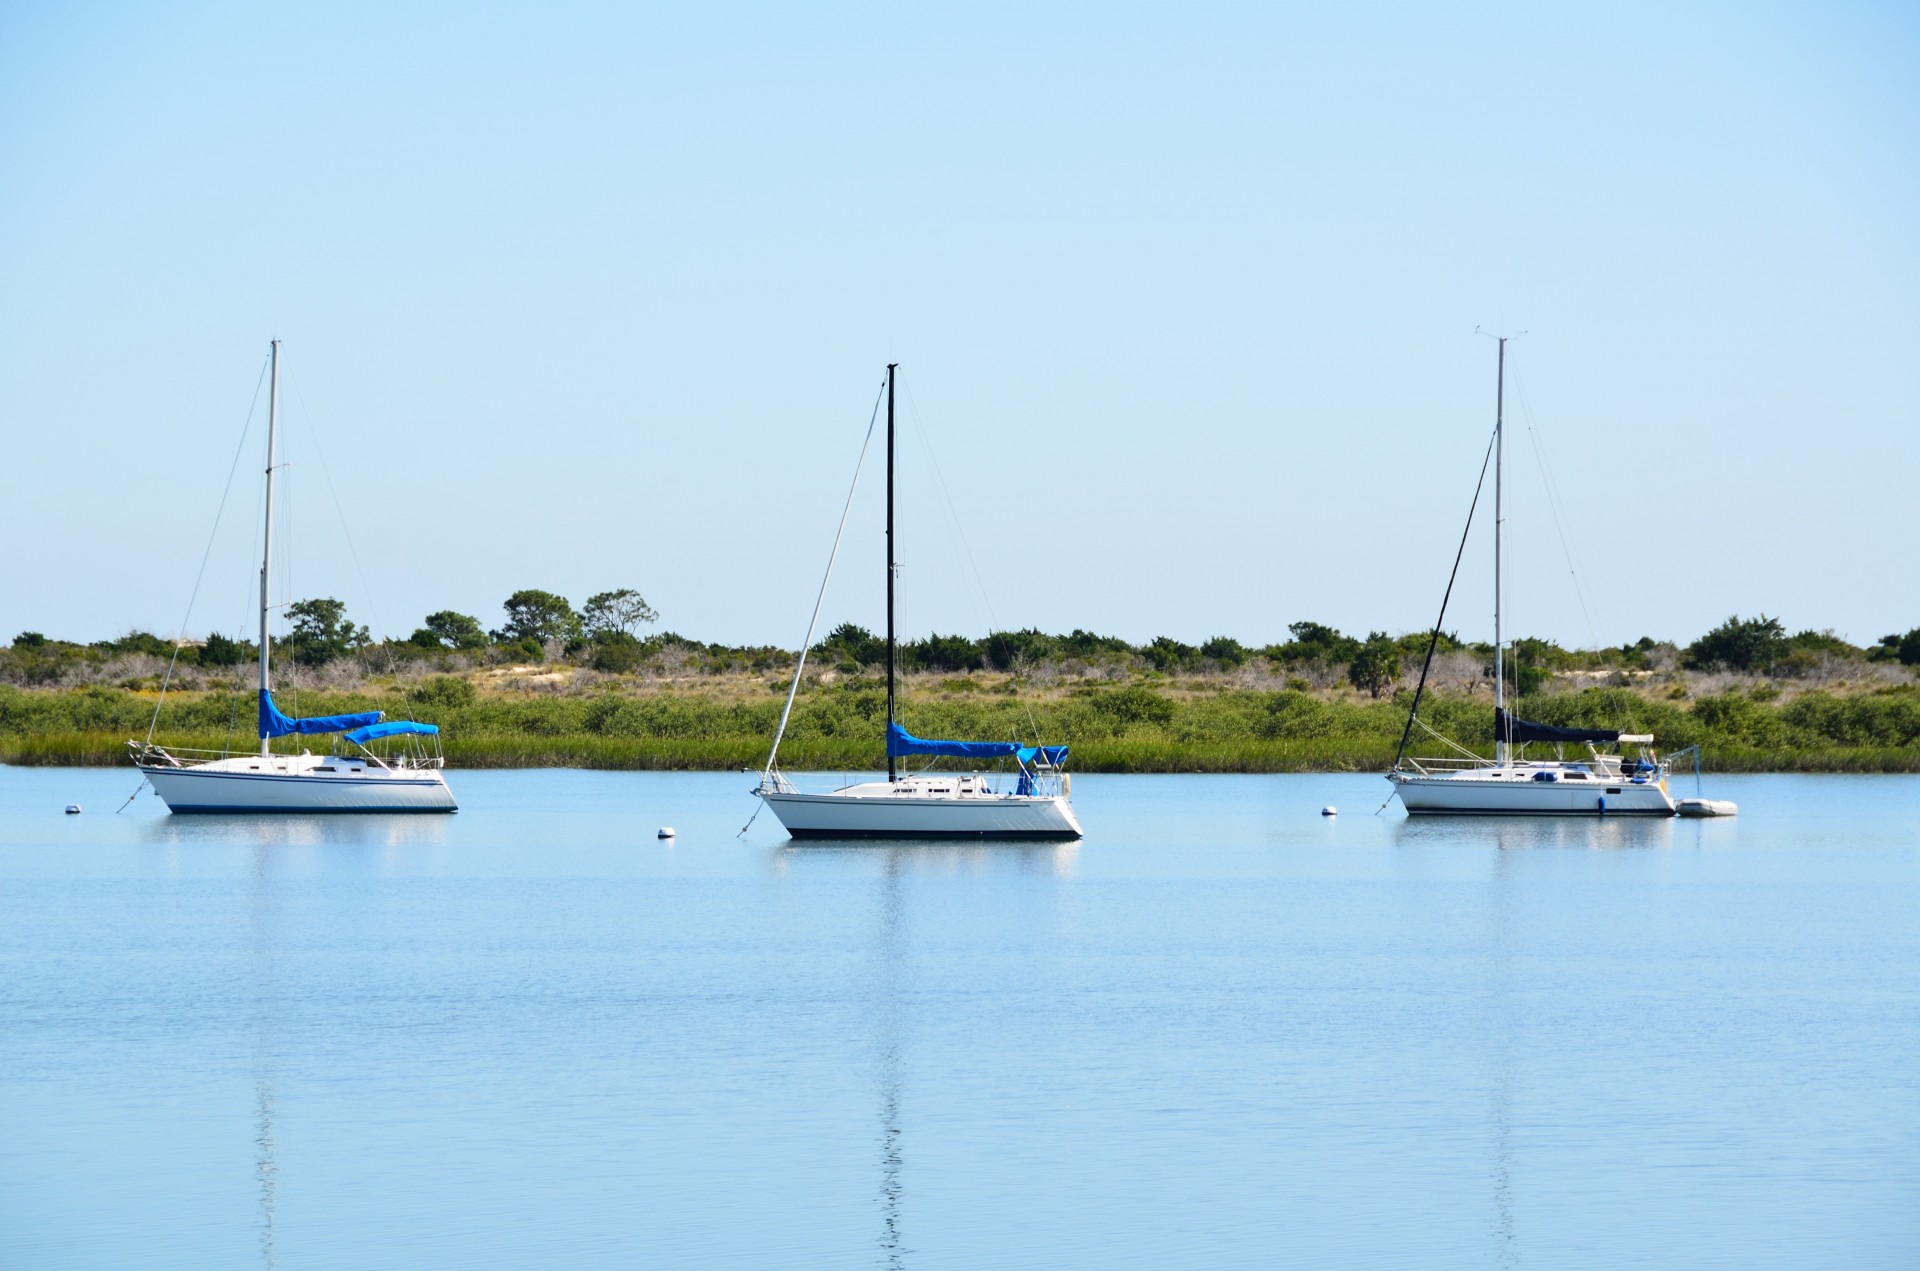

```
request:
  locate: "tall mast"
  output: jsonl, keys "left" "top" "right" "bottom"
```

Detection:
{"left": 885, "top": 363, "right": 898, "bottom": 783}
{"left": 259, "top": 339, "right": 281, "bottom": 757}
{"left": 1493, "top": 336, "right": 1505, "bottom": 765}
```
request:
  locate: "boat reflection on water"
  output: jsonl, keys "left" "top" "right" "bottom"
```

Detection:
{"left": 223, "top": 816, "right": 448, "bottom": 1270}
{"left": 768, "top": 837, "right": 1079, "bottom": 1268}
{"left": 1390, "top": 812, "right": 1678, "bottom": 852}
{"left": 774, "top": 837, "right": 1080, "bottom": 878}
{"left": 1394, "top": 812, "right": 1680, "bottom": 1266}
{"left": 142, "top": 810, "right": 451, "bottom": 854}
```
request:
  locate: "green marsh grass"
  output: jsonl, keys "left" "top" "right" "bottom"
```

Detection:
{"left": 3, "top": 681, "right": 1916, "bottom": 773}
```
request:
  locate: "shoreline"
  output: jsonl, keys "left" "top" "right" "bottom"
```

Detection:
{"left": 4, "top": 673, "right": 1916, "bottom": 775}
{"left": 6, "top": 731, "right": 1915, "bottom": 775}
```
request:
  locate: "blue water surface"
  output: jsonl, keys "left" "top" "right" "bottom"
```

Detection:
{"left": 1, "top": 767, "right": 1915, "bottom": 1269}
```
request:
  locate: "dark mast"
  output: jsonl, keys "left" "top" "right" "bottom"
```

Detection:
{"left": 885, "top": 363, "right": 898, "bottom": 784}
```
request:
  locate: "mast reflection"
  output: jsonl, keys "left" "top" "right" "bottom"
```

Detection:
{"left": 1486, "top": 843, "right": 1517, "bottom": 1268}
{"left": 249, "top": 841, "right": 280, "bottom": 1270}
{"left": 874, "top": 849, "right": 907, "bottom": 1270}
{"left": 774, "top": 835, "right": 1079, "bottom": 1266}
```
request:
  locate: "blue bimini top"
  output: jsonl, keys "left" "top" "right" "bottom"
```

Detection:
{"left": 343, "top": 720, "right": 440, "bottom": 746}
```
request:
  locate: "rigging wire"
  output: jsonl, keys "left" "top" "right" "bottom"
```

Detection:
{"left": 278, "top": 404, "right": 298, "bottom": 720}
{"left": 899, "top": 381, "right": 999, "bottom": 633}
{"left": 287, "top": 365, "right": 389, "bottom": 643}
{"left": 897, "top": 378, "right": 1046, "bottom": 747}
{"left": 1391, "top": 422, "right": 1499, "bottom": 771}
{"left": 228, "top": 423, "right": 273, "bottom": 757}
{"left": 142, "top": 352, "right": 271, "bottom": 748}
{"left": 1510, "top": 367, "right": 1605, "bottom": 650}
{"left": 125, "top": 353, "right": 270, "bottom": 810}
{"left": 751, "top": 375, "right": 889, "bottom": 818}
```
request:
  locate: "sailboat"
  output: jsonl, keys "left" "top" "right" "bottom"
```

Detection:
{"left": 754, "top": 365, "right": 1082, "bottom": 839}
{"left": 1387, "top": 338, "right": 1677, "bottom": 816}
{"left": 131, "top": 341, "right": 457, "bottom": 813}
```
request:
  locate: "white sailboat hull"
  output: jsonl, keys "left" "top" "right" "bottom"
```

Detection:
{"left": 142, "top": 754, "right": 457, "bottom": 813}
{"left": 1389, "top": 768, "right": 1674, "bottom": 816}
{"left": 758, "top": 782, "right": 1082, "bottom": 839}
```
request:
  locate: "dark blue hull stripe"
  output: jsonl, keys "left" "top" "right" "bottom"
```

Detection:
{"left": 165, "top": 806, "right": 457, "bottom": 815}
{"left": 783, "top": 828, "right": 1081, "bottom": 840}
{"left": 1402, "top": 809, "right": 1674, "bottom": 818}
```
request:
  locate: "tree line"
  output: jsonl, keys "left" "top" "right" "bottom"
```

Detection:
{"left": 6, "top": 604, "right": 1918, "bottom": 693}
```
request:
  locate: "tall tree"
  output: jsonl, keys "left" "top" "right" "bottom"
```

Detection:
{"left": 285, "top": 598, "right": 370, "bottom": 665}
{"left": 492, "top": 590, "right": 581, "bottom": 645}
{"left": 1347, "top": 631, "right": 1402, "bottom": 699}
{"left": 411, "top": 610, "right": 488, "bottom": 650}
{"left": 582, "top": 589, "right": 659, "bottom": 640}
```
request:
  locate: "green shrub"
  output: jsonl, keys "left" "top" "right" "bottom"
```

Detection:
{"left": 1685, "top": 614, "right": 1788, "bottom": 672}
{"left": 985, "top": 629, "right": 1060, "bottom": 670}
{"left": 1141, "top": 637, "right": 1198, "bottom": 672}
{"left": 1082, "top": 684, "right": 1175, "bottom": 726}
{"left": 1200, "top": 636, "right": 1248, "bottom": 668}
{"left": 410, "top": 676, "right": 476, "bottom": 710}
{"left": 590, "top": 633, "right": 647, "bottom": 673}
{"left": 1691, "top": 692, "right": 1786, "bottom": 747}
{"left": 1268, "top": 621, "right": 1361, "bottom": 665}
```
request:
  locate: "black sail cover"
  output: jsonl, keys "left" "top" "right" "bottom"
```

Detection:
{"left": 1494, "top": 708, "right": 1620, "bottom": 745}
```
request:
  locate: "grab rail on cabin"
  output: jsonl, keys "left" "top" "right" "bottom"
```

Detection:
{"left": 1396, "top": 755, "right": 1492, "bottom": 774}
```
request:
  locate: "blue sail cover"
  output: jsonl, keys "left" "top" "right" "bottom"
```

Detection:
{"left": 886, "top": 721, "right": 1021, "bottom": 760}
{"left": 343, "top": 720, "right": 439, "bottom": 745}
{"left": 258, "top": 690, "right": 383, "bottom": 740}
{"left": 885, "top": 722, "right": 1068, "bottom": 764}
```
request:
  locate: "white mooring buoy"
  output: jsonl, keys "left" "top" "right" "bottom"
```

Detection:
{"left": 1321, "top": 806, "right": 1337, "bottom": 817}
{"left": 65, "top": 804, "right": 82, "bottom": 815}
{"left": 657, "top": 826, "right": 676, "bottom": 839}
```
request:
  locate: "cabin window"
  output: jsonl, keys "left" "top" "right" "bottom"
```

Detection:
{"left": 1566, "top": 773, "right": 1587, "bottom": 780}
{"left": 1606, "top": 788, "right": 1622, "bottom": 794}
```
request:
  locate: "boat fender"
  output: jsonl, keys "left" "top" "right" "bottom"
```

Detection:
{"left": 1597, "top": 796, "right": 1605, "bottom": 816}
{"left": 1062, "top": 774, "right": 1070, "bottom": 797}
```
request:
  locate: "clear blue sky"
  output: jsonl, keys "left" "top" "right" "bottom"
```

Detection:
{"left": 3, "top": 2, "right": 1915, "bottom": 651}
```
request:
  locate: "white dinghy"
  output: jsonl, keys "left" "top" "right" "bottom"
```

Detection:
{"left": 131, "top": 341, "right": 456, "bottom": 814}
{"left": 1387, "top": 337, "right": 1677, "bottom": 817}
{"left": 753, "top": 365, "right": 1082, "bottom": 841}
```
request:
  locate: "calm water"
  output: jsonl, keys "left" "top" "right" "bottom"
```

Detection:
{"left": 1, "top": 767, "right": 1915, "bottom": 1269}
